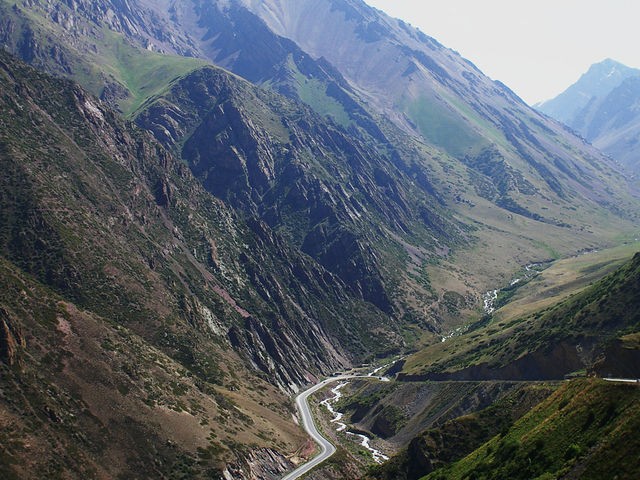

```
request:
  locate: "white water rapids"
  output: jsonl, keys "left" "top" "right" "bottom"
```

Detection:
{"left": 320, "top": 382, "right": 349, "bottom": 432}
{"left": 320, "top": 380, "right": 389, "bottom": 463}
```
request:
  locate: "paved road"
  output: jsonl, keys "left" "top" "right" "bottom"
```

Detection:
{"left": 281, "top": 376, "right": 352, "bottom": 480}
{"left": 281, "top": 373, "right": 638, "bottom": 479}
{"left": 603, "top": 378, "right": 640, "bottom": 384}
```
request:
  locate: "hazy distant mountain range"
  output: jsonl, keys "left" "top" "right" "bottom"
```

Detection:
{"left": 537, "top": 58, "right": 640, "bottom": 174}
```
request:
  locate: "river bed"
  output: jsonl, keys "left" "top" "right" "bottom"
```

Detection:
{"left": 320, "top": 381, "right": 389, "bottom": 463}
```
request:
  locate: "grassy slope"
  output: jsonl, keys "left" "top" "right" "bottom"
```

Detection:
{"left": 396, "top": 127, "right": 639, "bottom": 337}
{"left": 403, "top": 248, "right": 640, "bottom": 378}
{"left": 423, "top": 379, "right": 640, "bottom": 480}
{"left": 100, "top": 32, "right": 210, "bottom": 116}
{"left": 287, "top": 56, "right": 352, "bottom": 127}
{"left": 493, "top": 243, "right": 640, "bottom": 324}
{"left": 0, "top": 258, "right": 304, "bottom": 479}
{"left": 0, "top": 0, "right": 208, "bottom": 115}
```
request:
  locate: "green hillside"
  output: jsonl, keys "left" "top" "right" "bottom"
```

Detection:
{"left": 402, "top": 251, "right": 640, "bottom": 380}
{"left": 0, "top": 0, "right": 208, "bottom": 115}
{"left": 422, "top": 379, "right": 640, "bottom": 480}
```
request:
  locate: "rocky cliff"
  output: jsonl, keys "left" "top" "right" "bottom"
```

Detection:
{"left": 135, "top": 64, "right": 462, "bottom": 320}
{"left": 0, "top": 49, "right": 407, "bottom": 476}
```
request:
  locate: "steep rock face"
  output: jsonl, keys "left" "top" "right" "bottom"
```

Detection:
{"left": 0, "top": 49, "right": 400, "bottom": 393}
{"left": 593, "top": 338, "right": 640, "bottom": 378}
{"left": 223, "top": 448, "right": 294, "bottom": 479}
{"left": 0, "top": 258, "right": 307, "bottom": 479}
{"left": 2, "top": 47, "right": 419, "bottom": 478}
{"left": 136, "top": 65, "right": 460, "bottom": 318}
{"left": 0, "top": 307, "right": 26, "bottom": 366}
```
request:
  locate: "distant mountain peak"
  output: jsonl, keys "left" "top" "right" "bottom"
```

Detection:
{"left": 537, "top": 59, "right": 640, "bottom": 123}
{"left": 582, "top": 58, "right": 636, "bottom": 82}
{"left": 537, "top": 58, "right": 640, "bottom": 173}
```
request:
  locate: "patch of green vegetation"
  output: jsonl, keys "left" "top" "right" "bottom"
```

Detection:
{"left": 531, "top": 240, "right": 560, "bottom": 260}
{"left": 620, "top": 332, "right": 640, "bottom": 349}
{"left": 422, "top": 379, "right": 640, "bottom": 480}
{"left": 0, "top": 1, "right": 207, "bottom": 116}
{"left": 96, "top": 30, "right": 209, "bottom": 115}
{"left": 403, "top": 95, "right": 484, "bottom": 158}
{"left": 289, "top": 57, "right": 351, "bottom": 127}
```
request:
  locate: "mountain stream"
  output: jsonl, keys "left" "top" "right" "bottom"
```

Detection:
{"left": 320, "top": 376, "right": 390, "bottom": 463}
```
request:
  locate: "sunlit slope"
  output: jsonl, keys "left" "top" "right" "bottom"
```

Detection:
{"left": 402, "top": 249, "right": 640, "bottom": 380}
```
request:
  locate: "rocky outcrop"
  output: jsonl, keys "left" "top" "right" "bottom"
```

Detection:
{"left": 0, "top": 308, "right": 25, "bottom": 366}
{"left": 223, "top": 448, "right": 295, "bottom": 480}
{"left": 136, "top": 65, "right": 459, "bottom": 318}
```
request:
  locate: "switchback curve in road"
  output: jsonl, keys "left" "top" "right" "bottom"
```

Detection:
{"left": 281, "top": 375, "right": 359, "bottom": 480}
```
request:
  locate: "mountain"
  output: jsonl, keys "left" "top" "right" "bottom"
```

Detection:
{"left": 1, "top": 0, "right": 640, "bottom": 478}
{"left": 400, "top": 251, "right": 640, "bottom": 381}
{"left": 0, "top": 49, "right": 408, "bottom": 477}
{"left": 369, "top": 378, "right": 640, "bottom": 480}
{"left": 2, "top": 0, "right": 639, "bottom": 337}
{"left": 196, "top": 0, "right": 640, "bottom": 315}
{"left": 537, "top": 59, "right": 640, "bottom": 174}
{"left": 537, "top": 59, "right": 640, "bottom": 124}
{"left": 134, "top": 63, "right": 466, "bottom": 322}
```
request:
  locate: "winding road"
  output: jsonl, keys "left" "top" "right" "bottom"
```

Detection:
{"left": 281, "top": 376, "right": 349, "bottom": 480}
{"left": 281, "top": 373, "right": 390, "bottom": 480}
{"left": 603, "top": 377, "right": 640, "bottom": 384}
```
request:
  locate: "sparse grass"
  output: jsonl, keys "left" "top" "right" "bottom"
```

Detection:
{"left": 422, "top": 379, "right": 640, "bottom": 480}
{"left": 403, "top": 246, "right": 640, "bottom": 376}
{"left": 289, "top": 58, "right": 351, "bottom": 127}
{"left": 404, "top": 94, "right": 484, "bottom": 158}
{"left": 493, "top": 242, "right": 640, "bottom": 324}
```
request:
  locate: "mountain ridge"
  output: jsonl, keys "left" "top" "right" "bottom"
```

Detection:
{"left": 537, "top": 58, "right": 640, "bottom": 174}
{"left": 0, "top": 47, "right": 404, "bottom": 394}
{"left": 3, "top": 0, "right": 639, "bottom": 338}
{"left": 1, "top": 2, "right": 640, "bottom": 477}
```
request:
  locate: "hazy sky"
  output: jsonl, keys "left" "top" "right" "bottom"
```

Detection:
{"left": 364, "top": 0, "right": 640, "bottom": 105}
